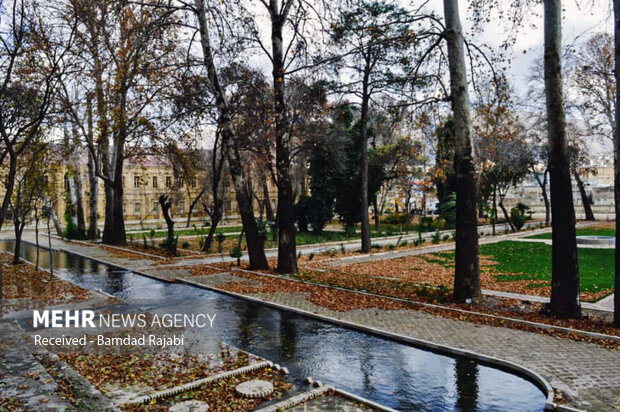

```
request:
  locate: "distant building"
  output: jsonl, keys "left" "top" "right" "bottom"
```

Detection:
{"left": 1, "top": 150, "right": 279, "bottom": 231}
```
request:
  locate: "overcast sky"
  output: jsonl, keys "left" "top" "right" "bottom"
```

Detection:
{"left": 445, "top": 0, "right": 614, "bottom": 95}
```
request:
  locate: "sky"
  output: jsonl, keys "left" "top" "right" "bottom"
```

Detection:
{"left": 198, "top": 1, "right": 615, "bottom": 152}
{"left": 446, "top": 0, "right": 614, "bottom": 95}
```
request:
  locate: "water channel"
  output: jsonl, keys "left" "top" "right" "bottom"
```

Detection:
{"left": 0, "top": 240, "right": 547, "bottom": 411}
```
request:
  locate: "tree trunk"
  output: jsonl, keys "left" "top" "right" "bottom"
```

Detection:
{"left": 194, "top": 0, "right": 268, "bottom": 270}
{"left": 263, "top": 180, "right": 275, "bottom": 222}
{"left": 544, "top": 0, "right": 581, "bottom": 318}
{"left": 71, "top": 131, "right": 86, "bottom": 237}
{"left": 572, "top": 169, "right": 595, "bottom": 221}
{"left": 491, "top": 186, "right": 497, "bottom": 236}
{"left": 47, "top": 215, "right": 53, "bottom": 279}
{"left": 443, "top": 0, "right": 481, "bottom": 302}
{"left": 359, "top": 65, "right": 371, "bottom": 253}
{"left": 271, "top": 6, "right": 298, "bottom": 274}
{"left": 87, "top": 150, "right": 99, "bottom": 239}
{"left": 498, "top": 200, "right": 515, "bottom": 232}
{"left": 49, "top": 203, "right": 63, "bottom": 236}
{"left": 102, "top": 142, "right": 126, "bottom": 245}
{"left": 104, "top": 184, "right": 126, "bottom": 245}
{"left": 373, "top": 198, "right": 380, "bottom": 230}
{"left": 202, "top": 215, "right": 220, "bottom": 252}
{"left": 159, "top": 195, "right": 175, "bottom": 245}
{"left": 0, "top": 152, "right": 17, "bottom": 231}
{"left": 186, "top": 188, "right": 204, "bottom": 228}
{"left": 613, "top": 0, "right": 620, "bottom": 327}
{"left": 35, "top": 214, "right": 40, "bottom": 271}
{"left": 12, "top": 218, "right": 23, "bottom": 265}
{"left": 539, "top": 170, "right": 551, "bottom": 226}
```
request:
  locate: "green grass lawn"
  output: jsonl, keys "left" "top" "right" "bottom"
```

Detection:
{"left": 128, "top": 225, "right": 243, "bottom": 239}
{"left": 474, "top": 241, "right": 614, "bottom": 293}
{"left": 526, "top": 227, "right": 615, "bottom": 240}
{"left": 239, "top": 229, "right": 417, "bottom": 248}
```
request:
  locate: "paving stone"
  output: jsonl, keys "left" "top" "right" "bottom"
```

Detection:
{"left": 0, "top": 321, "right": 75, "bottom": 411}
{"left": 168, "top": 400, "right": 209, "bottom": 412}
{"left": 287, "top": 395, "right": 370, "bottom": 411}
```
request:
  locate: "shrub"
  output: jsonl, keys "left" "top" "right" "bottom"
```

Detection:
{"left": 160, "top": 236, "right": 178, "bottom": 256}
{"left": 216, "top": 233, "right": 226, "bottom": 254}
{"left": 230, "top": 246, "right": 242, "bottom": 266}
{"left": 62, "top": 210, "right": 85, "bottom": 240}
{"left": 432, "top": 230, "right": 441, "bottom": 244}
{"left": 381, "top": 213, "right": 409, "bottom": 225}
{"left": 295, "top": 194, "right": 333, "bottom": 234}
{"left": 308, "top": 252, "right": 315, "bottom": 261}
{"left": 510, "top": 206, "right": 527, "bottom": 231}
{"left": 442, "top": 234, "right": 449, "bottom": 241}
{"left": 432, "top": 218, "right": 446, "bottom": 231}
{"left": 181, "top": 241, "right": 190, "bottom": 249}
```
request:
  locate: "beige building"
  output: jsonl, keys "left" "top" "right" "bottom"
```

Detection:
{"left": 53, "top": 154, "right": 279, "bottom": 230}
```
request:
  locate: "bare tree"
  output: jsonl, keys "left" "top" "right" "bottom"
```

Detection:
{"left": 65, "top": 0, "right": 181, "bottom": 246}
{"left": 6, "top": 140, "right": 53, "bottom": 265}
{"left": 0, "top": 0, "right": 75, "bottom": 231}
{"left": 443, "top": 0, "right": 480, "bottom": 302}
{"left": 543, "top": 0, "right": 580, "bottom": 318}
{"left": 192, "top": 0, "right": 269, "bottom": 269}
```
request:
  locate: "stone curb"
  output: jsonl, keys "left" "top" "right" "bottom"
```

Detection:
{"left": 335, "top": 388, "right": 400, "bottom": 412}
{"left": 254, "top": 386, "right": 331, "bottom": 411}
{"left": 176, "top": 277, "right": 557, "bottom": 410}
{"left": 121, "top": 360, "right": 273, "bottom": 406}
{"left": 15, "top": 238, "right": 175, "bottom": 284}
{"left": 52, "top": 245, "right": 175, "bottom": 284}
{"left": 48, "top": 233, "right": 169, "bottom": 261}
{"left": 229, "top": 268, "right": 620, "bottom": 344}
{"left": 96, "top": 243, "right": 168, "bottom": 260}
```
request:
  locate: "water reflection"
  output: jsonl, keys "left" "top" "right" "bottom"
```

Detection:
{"left": 1, "top": 240, "right": 546, "bottom": 411}
{"left": 455, "top": 358, "right": 479, "bottom": 411}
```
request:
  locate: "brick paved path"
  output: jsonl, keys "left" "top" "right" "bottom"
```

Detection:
{"left": 6, "top": 232, "right": 619, "bottom": 411}
{"left": 0, "top": 321, "right": 75, "bottom": 411}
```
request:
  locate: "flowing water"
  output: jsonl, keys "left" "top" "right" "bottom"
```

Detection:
{"left": 1, "top": 240, "right": 546, "bottom": 411}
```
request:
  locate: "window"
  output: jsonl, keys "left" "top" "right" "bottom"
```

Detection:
{"left": 134, "top": 202, "right": 141, "bottom": 215}
{"left": 134, "top": 176, "right": 140, "bottom": 188}
{"left": 166, "top": 176, "right": 172, "bottom": 188}
{"left": 153, "top": 201, "right": 159, "bottom": 213}
{"left": 152, "top": 176, "right": 158, "bottom": 188}
{"left": 179, "top": 200, "right": 185, "bottom": 214}
{"left": 64, "top": 175, "right": 70, "bottom": 191}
